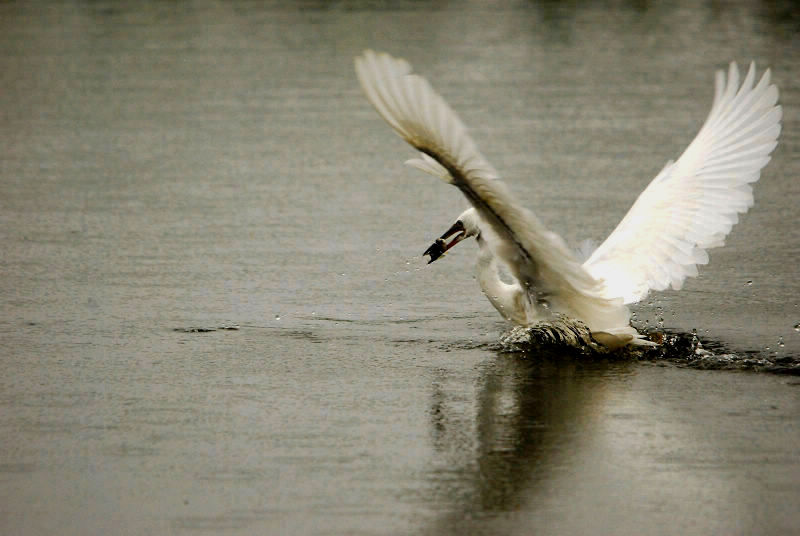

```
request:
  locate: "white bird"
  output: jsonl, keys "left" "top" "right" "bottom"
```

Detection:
{"left": 355, "top": 51, "right": 781, "bottom": 349}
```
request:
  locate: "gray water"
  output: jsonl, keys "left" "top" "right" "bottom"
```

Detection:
{"left": 2, "top": 1, "right": 800, "bottom": 534}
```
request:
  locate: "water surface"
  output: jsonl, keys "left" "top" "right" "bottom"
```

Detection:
{"left": 1, "top": 1, "right": 799, "bottom": 534}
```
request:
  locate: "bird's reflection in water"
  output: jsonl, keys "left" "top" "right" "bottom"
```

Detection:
{"left": 425, "top": 350, "right": 634, "bottom": 532}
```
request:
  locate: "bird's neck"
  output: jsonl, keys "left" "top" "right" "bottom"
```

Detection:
{"left": 475, "top": 235, "right": 535, "bottom": 325}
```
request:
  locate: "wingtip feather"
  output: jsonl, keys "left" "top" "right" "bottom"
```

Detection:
{"left": 585, "top": 60, "right": 781, "bottom": 304}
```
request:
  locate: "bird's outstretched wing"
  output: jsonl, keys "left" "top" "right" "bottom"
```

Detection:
{"left": 356, "top": 53, "right": 608, "bottom": 292}
{"left": 583, "top": 62, "right": 782, "bottom": 304}
{"left": 355, "top": 50, "right": 636, "bottom": 338}
{"left": 355, "top": 50, "right": 499, "bottom": 184}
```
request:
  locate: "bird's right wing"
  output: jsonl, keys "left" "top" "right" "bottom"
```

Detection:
{"left": 354, "top": 50, "right": 609, "bottom": 302}
{"left": 583, "top": 62, "right": 781, "bottom": 304}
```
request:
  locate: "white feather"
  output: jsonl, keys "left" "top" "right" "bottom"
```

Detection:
{"left": 583, "top": 62, "right": 782, "bottom": 303}
{"left": 404, "top": 153, "right": 451, "bottom": 181}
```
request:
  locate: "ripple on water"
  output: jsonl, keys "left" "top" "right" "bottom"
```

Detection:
{"left": 0, "top": 462, "right": 36, "bottom": 474}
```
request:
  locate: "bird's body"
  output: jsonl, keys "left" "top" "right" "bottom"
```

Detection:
{"left": 473, "top": 227, "right": 532, "bottom": 326}
{"left": 456, "top": 207, "right": 641, "bottom": 348}
{"left": 355, "top": 51, "right": 781, "bottom": 349}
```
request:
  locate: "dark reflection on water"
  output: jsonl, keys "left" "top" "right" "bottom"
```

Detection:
{"left": 427, "top": 354, "right": 631, "bottom": 516}
{"left": 421, "top": 350, "right": 800, "bottom": 535}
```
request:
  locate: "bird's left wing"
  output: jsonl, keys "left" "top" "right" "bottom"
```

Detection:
{"left": 354, "top": 50, "right": 607, "bottom": 301}
{"left": 583, "top": 62, "right": 781, "bottom": 304}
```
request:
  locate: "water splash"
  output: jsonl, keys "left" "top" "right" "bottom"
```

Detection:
{"left": 496, "top": 321, "right": 800, "bottom": 374}
{"left": 498, "top": 316, "right": 605, "bottom": 355}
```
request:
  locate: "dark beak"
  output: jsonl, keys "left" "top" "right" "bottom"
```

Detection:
{"left": 423, "top": 220, "right": 466, "bottom": 264}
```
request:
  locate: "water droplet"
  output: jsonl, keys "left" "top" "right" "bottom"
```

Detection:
{"left": 765, "top": 346, "right": 770, "bottom": 351}
{"left": 275, "top": 315, "right": 281, "bottom": 321}
{"left": 405, "top": 261, "right": 410, "bottom": 265}
{"left": 778, "top": 337, "right": 785, "bottom": 348}
{"left": 340, "top": 273, "right": 346, "bottom": 277}
{"left": 311, "top": 311, "right": 316, "bottom": 316}
{"left": 746, "top": 280, "right": 753, "bottom": 286}
{"left": 794, "top": 323, "right": 800, "bottom": 332}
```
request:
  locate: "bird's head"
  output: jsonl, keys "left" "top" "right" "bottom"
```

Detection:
{"left": 423, "top": 208, "right": 481, "bottom": 264}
